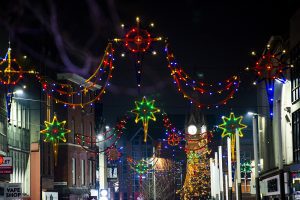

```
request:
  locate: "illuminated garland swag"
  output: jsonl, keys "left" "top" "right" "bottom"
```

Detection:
{"left": 75, "top": 116, "right": 128, "bottom": 154}
{"left": 36, "top": 43, "right": 115, "bottom": 108}
{"left": 165, "top": 43, "right": 240, "bottom": 109}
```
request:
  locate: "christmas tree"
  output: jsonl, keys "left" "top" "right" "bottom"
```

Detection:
{"left": 179, "top": 137, "right": 211, "bottom": 199}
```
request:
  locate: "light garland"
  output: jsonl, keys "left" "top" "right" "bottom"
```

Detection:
{"left": 36, "top": 42, "right": 114, "bottom": 108}
{"left": 165, "top": 43, "right": 240, "bottom": 109}
{"left": 76, "top": 116, "right": 128, "bottom": 154}
{"left": 162, "top": 113, "right": 183, "bottom": 147}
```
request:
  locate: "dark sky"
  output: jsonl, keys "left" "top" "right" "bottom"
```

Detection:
{"left": 0, "top": 0, "right": 298, "bottom": 125}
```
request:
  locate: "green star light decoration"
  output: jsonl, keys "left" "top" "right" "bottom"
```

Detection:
{"left": 135, "top": 160, "right": 149, "bottom": 175}
{"left": 241, "top": 161, "right": 252, "bottom": 173}
{"left": 41, "top": 114, "right": 70, "bottom": 143}
{"left": 131, "top": 96, "right": 160, "bottom": 142}
{"left": 218, "top": 112, "right": 247, "bottom": 138}
{"left": 40, "top": 114, "right": 71, "bottom": 165}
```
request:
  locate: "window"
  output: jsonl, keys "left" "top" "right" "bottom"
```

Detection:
{"left": 292, "top": 65, "right": 300, "bottom": 103}
{"left": 89, "top": 123, "right": 93, "bottom": 147}
{"left": 81, "top": 121, "right": 85, "bottom": 146}
{"left": 71, "top": 119, "right": 75, "bottom": 144}
{"left": 22, "top": 105, "right": 25, "bottom": 129}
{"left": 72, "top": 158, "right": 76, "bottom": 185}
{"left": 47, "top": 152, "right": 51, "bottom": 175}
{"left": 291, "top": 42, "right": 300, "bottom": 103}
{"left": 26, "top": 107, "right": 30, "bottom": 130}
{"left": 81, "top": 91, "right": 84, "bottom": 104}
{"left": 89, "top": 160, "right": 93, "bottom": 184}
{"left": 17, "top": 103, "right": 21, "bottom": 127}
{"left": 81, "top": 159, "right": 85, "bottom": 185}
{"left": 293, "top": 109, "right": 300, "bottom": 163}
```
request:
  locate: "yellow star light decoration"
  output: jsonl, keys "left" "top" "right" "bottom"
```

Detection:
{"left": 218, "top": 112, "right": 247, "bottom": 160}
{"left": 218, "top": 112, "right": 247, "bottom": 138}
{"left": 40, "top": 114, "right": 71, "bottom": 165}
{"left": 131, "top": 96, "right": 160, "bottom": 142}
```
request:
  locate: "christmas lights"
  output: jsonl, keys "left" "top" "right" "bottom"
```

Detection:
{"left": 218, "top": 112, "right": 247, "bottom": 160}
{"left": 114, "top": 17, "right": 162, "bottom": 91}
{"left": 106, "top": 146, "right": 121, "bottom": 161}
{"left": 162, "top": 113, "right": 183, "bottom": 147}
{"left": 40, "top": 114, "right": 71, "bottom": 165}
{"left": 131, "top": 96, "right": 160, "bottom": 142}
{"left": 76, "top": 116, "right": 128, "bottom": 154}
{"left": 0, "top": 44, "right": 37, "bottom": 85}
{"left": 241, "top": 161, "right": 252, "bottom": 174}
{"left": 36, "top": 43, "right": 114, "bottom": 108}
{"left": 179, "top": 143, "right": 211, "bottom": 199}
{"left": 252, "top": 47, "right": 288, "bottom": 117}
{"left": 127, "top": 156, "right": 158, "bottom": 186}
{"left": 165, "top": 43, "right": 240, "bottom": 109}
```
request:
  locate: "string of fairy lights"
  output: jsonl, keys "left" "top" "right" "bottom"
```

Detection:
{"left": 0, "top": 17, "right": 292, "bottom": 198}
{"left": 1, "top": 18, "right": 289, "bottom": 115}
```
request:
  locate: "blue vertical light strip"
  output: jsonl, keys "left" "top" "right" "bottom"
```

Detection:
{"left": 265, "top": 79, "right": 275, "bottom": 118}
{"left": 6, "top": 87, "right": 12, "bottom": 122}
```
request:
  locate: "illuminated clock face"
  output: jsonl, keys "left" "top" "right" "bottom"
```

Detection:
{"left": 187, "top": 125, "right": 197, "bottom": 135}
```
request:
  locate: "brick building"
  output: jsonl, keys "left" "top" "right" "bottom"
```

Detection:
{"left": 41, "top": 73, "right": 98, "bottom": 199}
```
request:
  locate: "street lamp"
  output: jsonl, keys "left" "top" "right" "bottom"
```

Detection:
{"left": 98, "top": 126, "right": 108, "bottom": 200}
{"left": 247, "top": 111, "right": 261, "bottom": 200}
{"left": 14, "top": 89, "right": 24, "bottom": 95}
{"left": 100, "top": 189, "right": 108, "bottom": 200}
{"left": 6, "top": 89, "right": 25, "bottom": 122}
{"left": 97, "top": 134, "right": 104, "bottom": 141}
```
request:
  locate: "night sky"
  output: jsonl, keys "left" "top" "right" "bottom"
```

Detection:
{"left": 0, "top": 0, "right": 298, "bottom": 126}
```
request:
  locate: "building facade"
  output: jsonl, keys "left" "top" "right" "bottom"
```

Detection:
{"left": 48, "top": 73, "right": 98, "bottom": 199}
{"left": 0, "top": 93, "right": 10, "bottom": 185}
{"left": 117, "top": 128, "right": 155, "bottom": 200}
{"left": 255, "top": 36, "right": 293, "bottom": 199}
{"left": 289, "top": 7, "right": 300, "bottom": 198}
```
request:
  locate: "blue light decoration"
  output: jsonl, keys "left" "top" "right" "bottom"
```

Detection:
{"left": 253, "top": 46, "right": 288, "bottom": 118}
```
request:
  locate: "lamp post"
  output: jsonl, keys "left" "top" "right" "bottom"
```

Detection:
{"left": 227, "top": 137, "right": 232, "bottom": 200}
{"left": 219, "top": 146, "right": 224, "bottom": 200}
{"left": 98, "top": 128, "right": 108, "bottom": 200}
{"left": 235, "top": 129, "right": 241, "bottom": 200}
{"left": 247, "top": 112, "right": 260, "bottom": 200}
{"left": 276, "top": 100, "right": 285, "bottom": 200}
